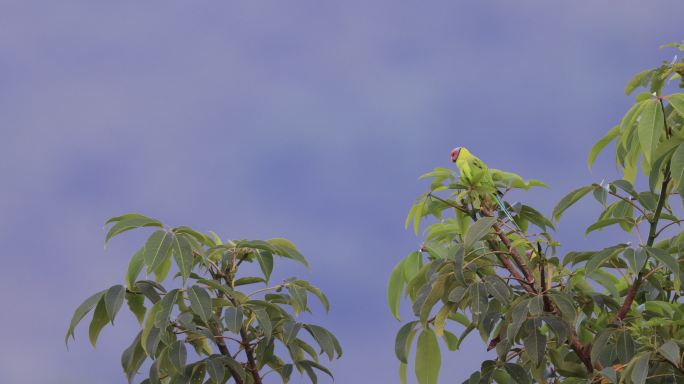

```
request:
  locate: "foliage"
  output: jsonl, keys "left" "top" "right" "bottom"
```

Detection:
{"left": 389, "top": 43, "right": 684, "bottom": 383}
{"left": 67, "top": 213, "right": 341, "bottom": 384}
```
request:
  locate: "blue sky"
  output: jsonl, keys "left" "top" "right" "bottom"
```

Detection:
{"left": 1, "top": 1, "right": 683, "bottom": 383}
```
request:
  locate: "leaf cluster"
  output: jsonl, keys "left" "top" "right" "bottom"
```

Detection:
{"left": 67, "top": 214, "right": 341, "bottom": 384}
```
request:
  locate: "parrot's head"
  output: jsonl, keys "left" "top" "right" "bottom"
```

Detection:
{"left": 450, "top": 147, "right": 462, "bottom": 163}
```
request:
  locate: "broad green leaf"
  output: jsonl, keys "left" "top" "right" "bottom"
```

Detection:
{"left": 552, "top": 186, "right": 594, "bottom": 221}
{"left": 585, "top": 218, "right": 632, "bottom": 235}
{"left": 670, "top": 143, "right": 684, "bottom": 190}
{"left": 395, "top": 321, "right": 418, "bottom": 364}
{"left": 154, "top": 289, "right": 179, "bottom": 328}
{"left": 298, "top": 360, "right": 334, "bottom": 382}
{"left": 504, "top": 363, "right": 531, "bottom": 384}
{"left": 388, "top": 258, "right": 406, "bottom": 320}
{"left": 630, "top": 352, "right": 651, "bottom": 384}
{"left": 304, "top": 324, "right": 339, "bottom": 361}
{"left": 65, "top": 289, "right": 106, "bottom": 345}
{"left": 668, "top": 93, "right": 684, "bottom": 118}
{"left": 224, "top": 307, "right": 243, "bottom": 333}
{"left": 415, "top": 329, "right": 441, "bottom": 384}
{"left": 267, "top": 238, "right": 309, "bottom": 268}
{"left": 288, "top": 284, "right": 307, "bottom": 315}
{"left": 105, "top": 213, "right": 162, "bottom": 245}
{"left": 624, "top": 247, "right": 647, "bottom": 273}
{"left": 585, "top": 245, "right": 627, "bottom": 274}
{"left": 637, "top": 99, "right": 664, "bottom": 165}
{"left": 141, "top": 300, "right": 161, "bottom": 355}
{"left": 658, "top": 340, "right": 680, "bottom": 367}
{"left": 645, "top": 246, "right": 680, "bottom": 288}
{"left": 144, "top": 230, "right": 174, "bottom": 274}
{"left": 442, "top": 331, "right": 459, "bottom": 351}
{"left": 88, "top": 297, "right": 109, "bottom": 347}
{"left": 172, "top": 234, "right": 194, "bottom": 285}
{"left": 168, "top": 340, "right": 188, "bottom": 374}
{"left": 235, "top": 277, "right": 266, "bottom": 286}
{"left": 590, "top": 329, "right": 614, "bottom": 366}
{"left": 506, "top": 299, "right": 529, "bottom": 341}
{"left": 206, "top": 356, "right": 225, "bottom": 383}
{"left": 253, "top": 307, "right": 272, "bottom": 341}
{"left": 464, "top": 217, "right": 497, "bottom": 249}
{"left": 125, "top": 292, "right": 146, "bottom": 324}
{"left": 484, "top": 275, "right": 510, "bottom": 305}
{"left": 254, "top": 250, "right": 274, "bottom": 283}
{"left": 588, "top": 125, "right": 620, "bottom": 169}
{"left": 188, "top": 285, "right": 213, "bottom": 325}
{"left": 126, "top": 247, "right": 145, "bottom": 290}
{"left": 523, "top": 329, "right": 546, "bottom": 367}
{"left": 626, "top": 69, "right": 655, "bottom": 95}
{"left": 281, "top": 320, "right": 301, "bottom": 345}
{"left": 470, "top": 282, "right": 488, "bottom": 319}
{"left": 121, "top": 331, "right": 146, "bottom": 384}
{"left": 616, "top": 331, "right": 635, "bottom": 363}
{"left": 104, "top": 284, "right": 125, "bottom": 323}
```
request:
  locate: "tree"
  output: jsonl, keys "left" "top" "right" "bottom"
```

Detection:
{"left": 66, "top": 213, "right": 341, "bottom": 384}
{"left": 388, "top": 41, "right": 684, "bottom": 383}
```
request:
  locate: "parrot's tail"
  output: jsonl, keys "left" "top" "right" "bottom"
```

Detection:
{"left": 494, "top": 194, "right": 518, "bottom": 229}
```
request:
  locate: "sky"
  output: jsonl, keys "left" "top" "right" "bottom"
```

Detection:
{"left": 1, "top": 1, "right": 683, "bottom": 383}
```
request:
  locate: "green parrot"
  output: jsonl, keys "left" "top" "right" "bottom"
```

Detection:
{"left": 450, "top": 147, "right": 516, "bottom": 223}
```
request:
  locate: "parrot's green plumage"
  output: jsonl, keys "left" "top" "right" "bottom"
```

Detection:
{"left": 451, "top": 147, "right": 516, "bottom": 224}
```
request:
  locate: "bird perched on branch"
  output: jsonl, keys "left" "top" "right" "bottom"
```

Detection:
{"left": 450, "top": 147, "right": 516, "bottom": 224}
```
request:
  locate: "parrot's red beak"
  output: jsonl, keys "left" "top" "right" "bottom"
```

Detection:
{"left": 450, "top": 147, "right": 461, "bottom": 162}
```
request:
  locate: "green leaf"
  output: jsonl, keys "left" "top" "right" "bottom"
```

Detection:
{"left": 506, "top": 299, "right": 529, "bottom": 342}
{"left": 254, "top": 250, "right": 274, "bottom": 283}
{"left": 65, "top": 289, "right": 106, "bottom": 345}
{"left": 504, "top": 363, "right": 531, "bottom": 384}
{"left": 552, "top": 186, "right": 594, "bottom": 221}
{"left": 658, "top": 340, "right": 680, "bottom": 367}
{"left": 585, "top": 245, "right": 627, "bottom": 274}
{"left": 281, "top": 320, "right": 301, "bottom": 345}
{"left": 297, "top": 360, "right": 334, "bottom": 382}
{"left": 624, "top": 247, "right": 647, "bottom": 273}
{"left": 288, "top": 284, "right": 308, "bottom": 315}
{"left": 104, "top": 285, "right": 125, "bottom": 323}
{"left": 668, "top": 94, "right": 684, "bottom": 118}
{"left": 464, "top": 217, "right": 497, "bottom": 249}
{"left": 645, "top": 246, "right": 680, "bottom": 288}
{"left": 626, "top": 69, "right": 655, "bottom": 95}
{"left": 523, "top": 329, "right": 546, "bottom": 367}
{"left": 224, "top": 307, "right": 243, "bottom": 333}
{"left": 168, "top": 340, "right": 188, "bottom": 374}
{"left": 470, "top": 282, "right": 488, "bottom": 318}
{"left": 630, "top": 352, "right": 651, "bottom": 384}
{"left": 395, "top": 321, "right": 418, "bottom": 364}
{"left": 588, "top": 125, "right": 620, "bottom": 169}
{"left": 88, "top": 296, "right": 109, "bottom": 347}
{"left": 616, "top": 331, "right": 635, "bottom": 363}
{"left": 253, "top": 307, "right": 272, "bottom": 341}
{"left": 141, "top": 300, "right": 162, "bottom": 355}
{"left": 206, "top": 356, "right": 225, "bottom": 383}
{"left": 585, "top": 218, "right": 632, "bottom": 235}
{"left": 125, "top": 292, "right": 146, "bottom": 324}
{"left": 548, "top": 293, "right": 576, "bottom": 324}
{"left": 105, "top": 213, "right": 162, "bottom": 244}
{"left": 670, "top": 143, "right": 684, "bottom": 191}
{"left": 267, "top": 238, "right": 309, "bottom": 268}
{"left": 126, "top": 247, "right": 145, "bottom": 290}
{"left": 484, "top": 275, "right": 510, "bottom": 305}
{"left": 388, "top": 258, "right": 406, "bottom": 320}
{"left": 304, "top": 324, "right": 340, "bottom": 361}
{"left": 172, "top": 234, "right": 194, "bottom": 285}
{"left": 187, "top": 285, "right": 213, "bottom": 325}
{"left": 121, "top": 331, "right": 146, "bottom": 384}
{"left": 144, "top": 230, "right": 174, "bottom": 274}
{"left": 415, "top": 329, "right": 441, "bottom": 384}
{"left": 637, "top": 99, "right": 664, "bottom": 166}
{"left": 154, "top": 289, "right": 179, "bottom": 328}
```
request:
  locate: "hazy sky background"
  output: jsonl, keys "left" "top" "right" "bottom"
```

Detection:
{"left": 1, "top": 1, "right": 683, "bottom": 383}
